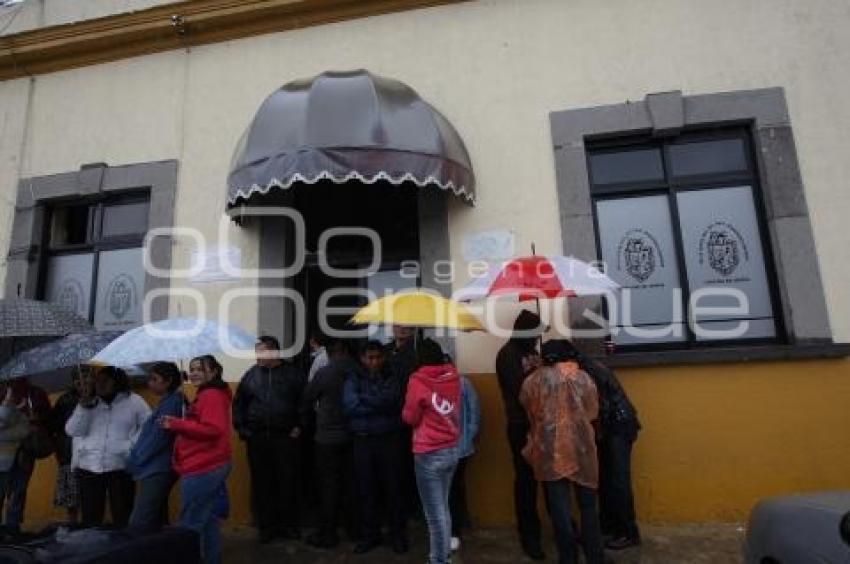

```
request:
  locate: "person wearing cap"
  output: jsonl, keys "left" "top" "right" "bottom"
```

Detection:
{"left": 495, "top": 310, "right": 545, "bottom": 560}
{"left": 520, "top": 339, "right": 604, "bottom": 564}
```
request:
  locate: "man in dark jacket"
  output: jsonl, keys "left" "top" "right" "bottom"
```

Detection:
{"left": 300, "top": 338, "right": 357, "bottom": 549}
{"left": 233, "top": 336, "right": 305, "bottom": 544}
{"left": 342, "top": 340, "right": 408, "bottom": 555}
{"left": 496, "top": 310, "right": 545, "bottom": 560}
{"left": 562, "top": 340, "right": 641, "bottom": 550}
{"left": 385, "top": 326, "right": 419, "bottom": 521}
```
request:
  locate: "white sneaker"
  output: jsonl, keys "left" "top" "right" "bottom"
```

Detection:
{"left": 450, "top": 536, "right": 461, "bottom": 551}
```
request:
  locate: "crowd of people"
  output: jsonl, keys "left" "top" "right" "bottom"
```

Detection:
{"left": 0, "top": 311, "right": 641, "bottom": 564}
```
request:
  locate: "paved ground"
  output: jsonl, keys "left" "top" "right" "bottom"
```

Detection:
{"left": 222, "top": 522, "right": 746, "bottom": 564}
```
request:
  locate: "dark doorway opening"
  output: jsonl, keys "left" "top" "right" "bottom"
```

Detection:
{"left": 291, "top": 180, "right": 421, "bottom": 370}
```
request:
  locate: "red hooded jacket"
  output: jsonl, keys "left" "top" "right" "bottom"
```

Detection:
{"left": 171, "top": 382, "right": 232, "bottom": 476}
{"left": 402, "top": 363, "right": 461, "bottom": 454}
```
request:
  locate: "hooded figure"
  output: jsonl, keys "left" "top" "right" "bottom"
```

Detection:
{"left": 402, "top": 338, "right": 461, "bottom": 564}
{"left": 520, "top": 339, "right": 604, "bottom": 564}
{"left": 555, "top": 339, "right": 642, "bottom": 550}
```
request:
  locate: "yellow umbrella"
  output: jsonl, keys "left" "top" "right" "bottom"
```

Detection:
{"left": 349, "top": 290, "right": 484, "bottom": 331}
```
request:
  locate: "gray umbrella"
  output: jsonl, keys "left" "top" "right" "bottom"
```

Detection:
{"left": 226, "top": 69, "right": 476, "bottom": 209}
{"left": 0, "top": 331, "right": 123, "bottom": 379}
{"left": 0, "top": 298, "right": 91, "bottom": 338}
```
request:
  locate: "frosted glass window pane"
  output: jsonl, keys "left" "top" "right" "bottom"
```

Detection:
{"left": 596, "top": 196, "right": 683, "bottom": 344}
{"left": 45, "top": 254, "right": 94, "bottom": 320}
{"left": 675, "top": 186, "right": 776, "bottom": 340}
{"left": 94, "top": 248, "right": 145, "bottom": 331}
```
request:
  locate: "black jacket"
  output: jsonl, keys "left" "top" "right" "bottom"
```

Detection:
{"left": 48, "top": 389, "right": 79, "bottom": 466}
{"left": 300, "top": 357, "right": 356, "bottom": 445}
{"left": 496, "top": 339, "right": 538, "bottom": 428}
{"left": 342, "top": 364, "right": 402, "bottom": 436}
{"left": 386, "top": 339, "right": 416, "bottom": 388}
{"left": 233, "top": 362, "right": 305, "bottom": 438}
{"left": 579, "top": 354, "right": 640, "bottom": 436}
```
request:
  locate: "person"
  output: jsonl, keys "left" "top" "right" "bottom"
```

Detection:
{"left": 300, "top": 338, "right": 357, "bottom": 549}
{"left": 0, "top": 386, "right": 31, "bottom": 538}
{"left": 402, "top": 338, "right": 461, "bottom": 564}
{"left": 307, "top": 331, "right": 329, "bottom": 383}
{"left": 161, "top": 355, "right": 232, "bottom": 564}
{"left": 65, "top": 367, "right": 150, "bottom": 527}
{"left": 232, "top": 336, "right": 305, "bottom": 543}
{"left": 49, "top": 368, "right": 85, "bottom": 524}
{"left": 495, "top": 310, "right": 545, "bottom": 559}
{"left": 386, "top": 326, "right": 416, "bottom": 389}
{"left": 342, "top": 340, "right": 408, "bottom": 555}
{"left": 449, "top": 373, "right": 481, "bottom": 551}
{"left": 561, "top": 340, "right": 641, "bottom": 549}
{"left": 520, "top": 339, "right": 604, "bottom": 564}
{"left": 127, "top": 362, "right": 185, "bottom": 527}
{"left": 386, "top": 326, "right": 419, "bottom": 522}
{"left": 1, "top": 377, "right": 51, "bottom": 534}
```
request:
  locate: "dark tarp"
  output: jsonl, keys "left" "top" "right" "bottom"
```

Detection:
{"left": 226, "top": 70, "right": 475, "bottom": 210}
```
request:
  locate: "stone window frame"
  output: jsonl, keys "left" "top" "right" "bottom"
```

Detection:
{"left": 550, "top": 87, "right": 849, "bottom": 366}
{"left": 4, "top": 160, "right": 178, "bottom": 323}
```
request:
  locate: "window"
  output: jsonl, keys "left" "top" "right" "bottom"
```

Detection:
{"left": 42, "top": 193, "right": 149, "bottom": 331}
{"left": 589, "top": 129, "right": 780, "bottom": 348}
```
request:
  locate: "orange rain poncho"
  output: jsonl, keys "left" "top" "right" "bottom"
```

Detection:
{"left": 519, "top": 361, "right": 600, "bottom": 488}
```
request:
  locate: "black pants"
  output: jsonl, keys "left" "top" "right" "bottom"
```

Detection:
{"left": 77, "top": 469, "right": 135, "bottom": 527}
{"left": 507, "top": 423, "right": 541, "bottom": 547}
{"left": 315, "top": 441, "right": 356, "bottom": 540}
{"left": 246, "top": 434, "right": 300, "bottom": 533}
{"left": 449, "top": 457, "right": 469, "bottom": 537}
{"left": 399, "top": 426, "right": 421, "bottom": 520}
{"left": 599, "top": 430, "right": 640, "bottom": 540}
{"left": 543, "top": 479, "right": 604, "bottom": 564}
{"left": 352, "top": 432, "right": 406, "bottom": 542}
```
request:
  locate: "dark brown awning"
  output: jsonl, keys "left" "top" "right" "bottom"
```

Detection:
{"left": 226, "top": 70, "right": 475, "bottom": 210}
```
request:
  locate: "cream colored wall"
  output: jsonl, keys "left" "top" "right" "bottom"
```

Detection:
{"left": 2, "top": 0, "right": 850, "bottom": 377}
{"left": 0, "top": 77, "right": 31, "bottom": 296}
{"left": 0, "top": 0, "right": 180, "bottom": 36}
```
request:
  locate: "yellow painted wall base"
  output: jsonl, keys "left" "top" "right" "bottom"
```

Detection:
{"left": 20, "top": 357, "right": 850, "bottom": 527}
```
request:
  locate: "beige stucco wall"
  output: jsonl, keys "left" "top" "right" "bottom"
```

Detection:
{"left": 1, "top": 0, "right": 850, "bottom": 375}
{"left": 0, "top": 77, "right": 31, "bottom": 298}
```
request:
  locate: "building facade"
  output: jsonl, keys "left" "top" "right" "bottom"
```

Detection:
{"left": 1, "top": 0, "right": 850, "bottom": 525}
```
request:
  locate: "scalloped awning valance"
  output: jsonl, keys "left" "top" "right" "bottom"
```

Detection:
{"left": 226, "top": 69, "right": 475, "bottom": 210}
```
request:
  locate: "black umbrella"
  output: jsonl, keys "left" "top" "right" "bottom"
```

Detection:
{"left": 0, "top": 298, "right": 91, "bottom": 338}
{"left": 0, "top": 331, "right": 123, "bottom": 379}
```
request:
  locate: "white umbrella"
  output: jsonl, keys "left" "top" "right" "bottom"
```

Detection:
{"left": 91, "top": 317, "right": 256, "bottom": 366}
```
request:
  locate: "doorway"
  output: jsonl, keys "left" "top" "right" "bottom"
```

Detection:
{"left": 291, "top": 180, "right": 421, "bottom": 369}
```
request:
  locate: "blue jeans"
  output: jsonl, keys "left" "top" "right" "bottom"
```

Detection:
{"left": 179, "top": 464, "right": 231, "bottom": 564}
{"left": 129, "top": 472, "right": 177, "bottom": 527}
{"left": 415, "top": 447, "right": 459, "bottom": 564}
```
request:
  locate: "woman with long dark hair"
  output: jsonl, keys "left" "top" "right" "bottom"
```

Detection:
{"left": 161, "top": 355, "right": 232, "bottom": 564}
{"left": 65, "top": 366, "right": 151, "bottom": 527}
{"left": 127, "top": 362, "right": 185, "bottom": 527}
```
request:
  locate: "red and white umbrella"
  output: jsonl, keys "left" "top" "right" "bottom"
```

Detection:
{"left": 456, "top": 255, "right": 619, "bottom": 302}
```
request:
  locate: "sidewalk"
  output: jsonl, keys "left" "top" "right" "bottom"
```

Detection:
{"left": 222, "top": 522, "right": 745, "bottom": 564}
